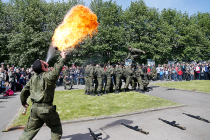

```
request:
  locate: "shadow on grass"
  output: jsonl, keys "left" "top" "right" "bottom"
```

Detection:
{"left": 61, "top": 119, "right": 133, "bottom": 140}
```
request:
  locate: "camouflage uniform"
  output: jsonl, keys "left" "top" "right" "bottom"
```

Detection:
{"left": 95, "top": 65, "right": 105, "bottom": 95}
{"left": 115, "top": 66, "right": 123, "bottom": 93}
{"left": 135, "top": 66, "right": 144, "bottom": 92}
{"left": 124, "top": 66, "right": 133, "bottom": 92}
{"left": 126, "top": 48, "right": 144, "bottom": 62}
{"left": 142, "top": 66, "right": 150, "bottom": 91}
{"left": 63, "top": 76, "right": 72, "bottom": 90}
{"left": 105, "top": 66, "right": 114, "bottom": 94}
{"left": 151, "top": 66, "right": 157, "bottom": 80}
{"left": 62, "top": 69, "right": 69, "bottom": 89}
{"left": 19, "top": 58, "right": 65, "bottom": 140}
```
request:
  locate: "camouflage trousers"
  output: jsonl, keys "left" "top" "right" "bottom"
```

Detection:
{"left": 97, "top": 77, "right": 103, "bottom": 92}
{"left": 105, "top": 77, "right": 113, "bottom": 92}
{"left": 85, "top": 77, "right": 90, "bottom": 92}
{"left": 136, "top": 77, "right": 143, "bottom": 90}
{"left": 124, "top": 76, "right": 132, "bottom": 89}
{"left": 19, "top": 103, "right": 62, "bottom": 140}
{"left": 115, "top": 76, "right": 122, "bottom": 90}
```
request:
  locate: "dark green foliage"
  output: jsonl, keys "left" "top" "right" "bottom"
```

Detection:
{"left": 0, "top": 0, "right": 210, "bottom": 67}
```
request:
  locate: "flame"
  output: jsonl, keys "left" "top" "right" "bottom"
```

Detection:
{"left": 51, "top": 5, "right": 99, "bottom": 51}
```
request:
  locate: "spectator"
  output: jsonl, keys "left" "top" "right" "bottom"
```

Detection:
{"left": 190, "top": 67, "right": 194, "bottom": 80}
{"left": 178, "top": 68, "right": 183, "bottom": 81}
{"left": 8, "top": 68, "right": 16, "bottom": 92}
{"left": 159, "top": 68, "right": 164, "bottom": 81}
{"left": 0, "top": 68, "right": 6, "bottom": 93}
{"left": 205, "top": 63, "right": 210, "bottom": 80}
{"left": 156, "top": 64, "right": 161, "bottom": 80}
{"left": 201, "top": 64, "right": 206, "bottom": 80}
{"left": 74, "top": 71, "right": 78, "bottom": 85}
{"left": 164, "top": 67, "right": 169, "bottom": 81}
{"left": 172, "top": 68, "right": 178, "bottom": 81}
{"left": 79, "top": 73, "right": 84, "bottom": 85}
{"left": 195, "top": 64, "right": 200, "bottom": 80}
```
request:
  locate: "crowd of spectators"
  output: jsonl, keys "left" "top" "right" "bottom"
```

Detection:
{"left": 153, "top": 62, "right": 210, "bottom": 81}
{"left": 0, "top": 62, "right": 86, "bottom": 94}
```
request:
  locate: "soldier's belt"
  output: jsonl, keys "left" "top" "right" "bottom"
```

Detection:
{"left": 33, "top": 102, "right": 53, "bottom": 107}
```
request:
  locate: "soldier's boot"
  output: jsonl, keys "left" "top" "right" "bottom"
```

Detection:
{"left": 97, "top": 91, "right": 101, "bottom": 96}
{"left": 139, "top": 90, "right": 145, "bottom": 93}
{"left": 115, "top": 89, "right": 119, "bottom": 94}
{"left": 64, "top": 86, "right": 66, "bottom": 90}
{"left": 124, "top": 88, "right": 126, "bottom": 93}
{"left": 85, "top": 90, "right": 87, "bottom": 95}
{"left": 144, "top": 87, "right": 149, "bottom": 92}
{"left": 104, "top": 90, "right": 108, "bottom": 94}
{"left": 90, "top": 90, "right": 95, "bottom": 96}
{"left": 87, "top": 91, "right": 90, "bottom": 95}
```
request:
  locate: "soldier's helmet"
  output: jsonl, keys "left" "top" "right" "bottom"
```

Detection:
{"left": 112, "top": 64, "right": 116, "bottom": 67}
{"left": 100, "top": 63, "right": 104, "bottom": 67}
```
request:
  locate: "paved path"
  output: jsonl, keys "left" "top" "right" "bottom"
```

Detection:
{"left": 1, "top": 81, "right": 210, "bottom": 140}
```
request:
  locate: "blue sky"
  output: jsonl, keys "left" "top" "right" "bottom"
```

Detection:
{"left": 2, "top": 0, "right": 210, "bottom": 16}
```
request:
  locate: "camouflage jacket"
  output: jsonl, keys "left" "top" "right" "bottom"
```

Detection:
{"left": 95, "top": 67, "right": 105, "bottom": 78}
{"left": 20, "top": 58, "right": 65, "bottom": 105}
{"left": 115, "top": 66, "right": 123, "bottom": 77}
{"left": 106, "top": 66, "right": 115, "bottom": 78}
{"left": 135, "top": 67, "right": 144, "bottom": 78}
{"left": 63, "top": 70, "right": 69, "bottom": 77}
{"left": 126, "top": 48, "right": 144, "bottom": 59}
{"left": 84, "top": 66, "right": 90, "bottom": 77}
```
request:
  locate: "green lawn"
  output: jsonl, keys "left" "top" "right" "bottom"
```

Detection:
{"left": 11, "top": 89, "right": 179, "bottom": 127}
{"left": 152, "top": 80, "right": 210, "bottom": 93}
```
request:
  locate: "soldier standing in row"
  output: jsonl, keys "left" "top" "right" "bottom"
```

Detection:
{"left": 115, "top": 63, "right": 123, "bottom": 93}
{"left": 105, "top": 64, "right": 115, "bottom": 94}
{"left": 19, "top": 51, "right": 66, "bottom": 140}
{"left": 95, "top": 63, "right": 105, "bottom": 96}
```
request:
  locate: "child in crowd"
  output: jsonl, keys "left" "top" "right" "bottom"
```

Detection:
{"left": 159, "top": 69, "right": 164, "bottom": 81}
{"left": 164, "top": 68, "right": 169, "bottom": 81}
{"left": 172, "top": 68, "right": 177, "bottom": 81}
{"left": 178, "top": 68, "right": 183, "bottom": 81}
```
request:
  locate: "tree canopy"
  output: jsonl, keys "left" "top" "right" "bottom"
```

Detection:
{"left": 0, "top": 0, "right": 210, "bottom": 67}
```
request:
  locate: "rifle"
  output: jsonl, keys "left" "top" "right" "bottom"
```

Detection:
{"left": 121, "top": 123, "right": 149, "bottom": 135}
{"left": 158, "top": 118, "right": 186, "bottom": 130}
{"left": 183, "top": 113, "right": 210, "bottom": 123}
{"left": 88, "top": 128, "right": 102, "bottom": 140}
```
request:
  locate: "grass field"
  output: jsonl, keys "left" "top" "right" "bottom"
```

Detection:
{"left": 11, "top": 89, "right": 179, "bottom": 127}
{"left": 152, "top": 80, "right": 210, "bottom": 93}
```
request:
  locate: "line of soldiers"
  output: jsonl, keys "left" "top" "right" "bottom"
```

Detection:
{"left": 84, "top": 62, "right": 157, "bottom": 96}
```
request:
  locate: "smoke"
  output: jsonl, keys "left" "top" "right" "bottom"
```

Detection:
{"left": 46, "top": 45, "right": 57, "bottom": 63}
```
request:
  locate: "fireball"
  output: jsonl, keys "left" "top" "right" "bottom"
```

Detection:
{"left": 51, "top": 5, "right": 99, "bottom": 51}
